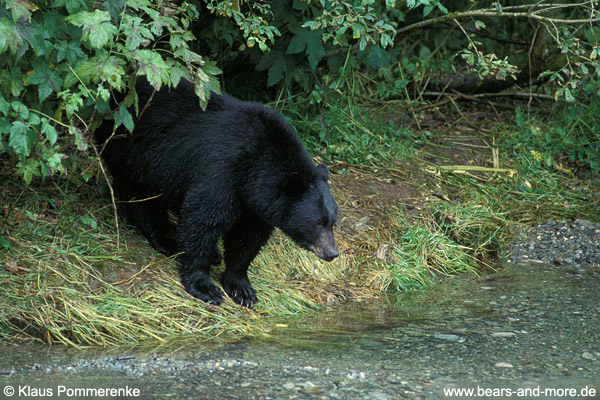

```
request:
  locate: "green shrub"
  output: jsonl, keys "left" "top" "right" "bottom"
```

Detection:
{"left": 0, "top": 0, "right": 220, "bottom": 183}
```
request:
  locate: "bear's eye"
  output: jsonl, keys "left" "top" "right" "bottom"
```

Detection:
{"left": 315, "top": 221, "right": 324, "bottom": 227}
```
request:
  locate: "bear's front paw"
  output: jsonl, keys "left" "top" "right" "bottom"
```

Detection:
{"left": 222, "top": 277, "right": 257, "bottom": 308}
{"left": 182, "top": 275, "right": 223, "bottom": 305}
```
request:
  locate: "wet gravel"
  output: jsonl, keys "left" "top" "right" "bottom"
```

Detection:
{"left": 506, "top": 219, "right": 600, "bottom": 269}
{"left": 0, "top": 219, "right": 599, "bottom": 399}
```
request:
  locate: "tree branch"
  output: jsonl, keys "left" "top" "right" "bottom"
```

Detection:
{"left": 397, "top": 7, "right": 600, "bottom": 36}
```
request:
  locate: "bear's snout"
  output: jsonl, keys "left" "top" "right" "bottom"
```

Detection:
{"left": 311, "top": 231, "right": 339, "bottom": 262}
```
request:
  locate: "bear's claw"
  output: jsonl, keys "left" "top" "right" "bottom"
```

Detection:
{"left": 183, "top": 276, "right": 224, "bottom": 305}
{"left": 222, "top": 277, "right": 257, "bottom": 308}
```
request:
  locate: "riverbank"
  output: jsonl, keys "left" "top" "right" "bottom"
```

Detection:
{"left": 1, "top": 258, "right": 598, "bottom": 399}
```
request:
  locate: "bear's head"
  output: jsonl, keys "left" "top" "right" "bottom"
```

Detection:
{"left": 279, "top": 163, "right": 339, "bottom": 262}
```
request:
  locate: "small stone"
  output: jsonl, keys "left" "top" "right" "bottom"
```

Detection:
{"left": 495, "top": 362, "right": 514, "bottom": 368}
{"left": 367, "top": 391, "right": 392, "bottom": 400}
{"left": 434, "top": 334, "right": 461, "bottom": 341}
{"left": 491, "top": 332, "right": 516, "bottom": 338}
{"left": 581, "top": 352, "right": 595, "bottom": 360}
{"left": 298, "top": 387, "right": 324, "bottom": 394}
{"left": 282, "top": 382, "right": 296, "bottom": 390}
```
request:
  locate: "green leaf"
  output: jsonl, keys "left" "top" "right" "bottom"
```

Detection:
{"left": 41, "top": 118, "right": 58, "bottom": 145}
{"left": 61, "top": 91, "right": 84, "bottom": 118}
{"left": 11, "top": 101, "right": 29, "bottom": 120}
{"left": 97, "top": 54, "right": 126, "bottom": 89}
{"left": 134, "top": 50, "right": 169, "bottom": 90}
{"left": 286, "top": 29, "right": 324, "bottom": 70}
{"left": 564, "top": 87, "right": 575, "bottom": 103}
{"left": 9, "top": 121, "right": 35, "bottom": 157}
{"left": 17, "top": 158, "right": 41, "bottom": 185}
{"left": 127, "top": 0, "right": 152, "bottom": 11}
{"left": 52, "top": 0, "right": 86, "bottom": 14}
{"left": 56, "top": 41, "right": 86, "bottom": 65}
{"left": 268, "top": 56, "right": 286, "bottom": 86}
{"left": 5, "top": 0, "right": 37, "bottom": 22}
{"left": 193, "top": 62, "right": 221, "bottom": 108}
{"left": 167, "top": 60, "right": 192, "bottom": 88}
{"left": 66, "top": 10, "right": 118, "bottom": 49}
{"left": 68, "top": 125, "right": 87, "bottom": 151}
{"left": 0, "top": 68, "right": 24, "bottom": 97}
{"left": 381, "top": 33, "right": 393, "bottom": 48}
{"left": 436, "top": 2, "right": 448, "bottom": 14}
{"left": 0, "top": 17, "right": 24, "bottom": 55}
{"left": 113, "top": 105, "right": 134, "bottom": 132}
{"left": 287, "top": 35, "right": 307, "bottom": 54}
{"left": 0, "top": 94, "right": 9, "bottom": 116}
{"left": 25, "top": 62, "right": 63, "bottom": 103}
{"left": 122, "top": 15, "right": 154, "bottom": 51}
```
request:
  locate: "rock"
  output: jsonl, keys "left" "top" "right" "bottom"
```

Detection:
{"left": 491, "top": 332, "right": 516, "bottom": 338}
{"left": 581, "top": 352, "right": 595, "bottom": 360}
{"left": 367, "top": 390, "right": 392, "bottom": 400}
{"left": 434, "top": 334, "right": 462, "bottom": 341}
{"left": 494, "top": 362, "right": 514, "bottom": 368}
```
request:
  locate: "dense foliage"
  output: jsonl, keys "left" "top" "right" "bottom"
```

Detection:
{"left": 0, "top": 0, "right": 220, "bottom": 183}
{"left": 1, "top": 0, "right": 599, "bottom": 182}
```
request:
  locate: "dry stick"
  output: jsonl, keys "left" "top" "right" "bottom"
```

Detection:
{"left": 531, "top": 2, "right": 595, "bottom": 15}
{"left": 89, "top": 140, "right": 120, "bottom": 249}
{"left": 527, "top": 25, "right": 540, "bottom": 119}
{"left": 137, "top": 88, "right": 157, "bottom": 124}
{"left": 93, "top": 86, "right": 157, "bottom": 248}
{"left": 73, "top": 94, "right": 121, "bottom": 249}
{"left": 421, "top": 91, "right": 555, "bottom": 101}
{"left": 412, "top": 99, "right": 453, "bottom": 113}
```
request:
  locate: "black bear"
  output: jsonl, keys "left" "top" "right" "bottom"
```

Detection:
{"left": 94, "top": 79, "right": 339, "bottom": 307}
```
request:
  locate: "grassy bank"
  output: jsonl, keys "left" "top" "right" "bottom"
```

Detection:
{"left": 1, "top": 98, "right": 599, "bottom": 346}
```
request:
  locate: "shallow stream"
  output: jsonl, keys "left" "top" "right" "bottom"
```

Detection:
{"left": 1, "top": 262, "right": 599, "bottom": 399}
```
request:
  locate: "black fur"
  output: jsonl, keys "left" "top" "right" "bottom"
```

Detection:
{"left": 95, "top": 79, "right": 339, "bottom": 307}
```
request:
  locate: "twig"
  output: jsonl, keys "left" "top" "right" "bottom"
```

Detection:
{"left": 89, "top": 140, "right": 120, "bottom": 249}
{"left": 421, "top": 91, "right": 555, "bottom": 100}
{"left": 137, "top": 88, "right": 157, "bottom": 124}
{"left": 412, "top": 99, "right": 452, "bottom": 113}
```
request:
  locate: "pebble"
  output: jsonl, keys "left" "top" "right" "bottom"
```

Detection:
{"left": 491, "top": 332, "right": 516, "bottom": 338}
{"left": 506, "top": 219, "right": 600, "bottom": 268}
{"left": 494, "top": 362, "right": 514, "bottom": 368}
{"left": 581, "top": 352, "right": 595, "bottom": 360}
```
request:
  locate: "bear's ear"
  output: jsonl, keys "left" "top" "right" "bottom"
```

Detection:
{"left": 316, "top": 163, "right": 329, "bottom": 181}
{"left": 284, "top": 172, "right": 306, "bottom": 197}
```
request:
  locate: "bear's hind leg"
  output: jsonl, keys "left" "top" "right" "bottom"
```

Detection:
{"left": 121, "top": 200, "right": 177, "bottom": 256}
{"left": 222, "top": 211, "right": 273, "bottom": 307}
